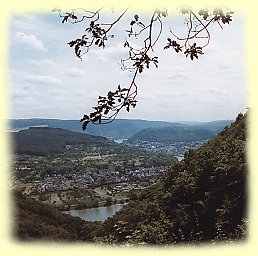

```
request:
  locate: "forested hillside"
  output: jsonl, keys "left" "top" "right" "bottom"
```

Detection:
{"left": 13, "top": 190, "right": 99, "bottom": 241}
{"left": 12, "top": 127, "right": 115, "bottom": 156}
{"left": 13, "top": 113, "right": 247, "bottom": 244}
{"left": 92, "top": 112, "right": 247, "bottom": 244}
{"left": 128, "top": 127, "right": 215, "bottom": 143}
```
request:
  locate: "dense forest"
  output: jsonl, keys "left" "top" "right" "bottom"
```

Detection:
{"left": 13, "top": 190, "right": 100, "bottom": 241}
{"left": 13, "top": 113, "right": 247, "bottom": 244}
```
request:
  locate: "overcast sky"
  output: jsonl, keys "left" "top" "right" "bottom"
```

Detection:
{"left": 9, "top": 8, "right": 247, "bottom": 122}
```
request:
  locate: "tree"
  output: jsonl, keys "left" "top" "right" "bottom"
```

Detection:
{"left": 104, "top": 196, "right": 112, "bottom": 206}
{"left": 53, "top": 6, "right": 234, "bottom": 130}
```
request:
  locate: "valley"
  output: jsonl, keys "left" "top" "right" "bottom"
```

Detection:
{"left": 11, "top": 115, "right": 247, "bottom": 243}
{"left": 11, "top": 126, "right": 174, "bottom": 211}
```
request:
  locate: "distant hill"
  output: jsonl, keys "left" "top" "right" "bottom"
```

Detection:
{"left": 11, "top": 127, "right": 115, "bottom": 156}
{"left": 10, "top": 119, "right": 83, "bottom": 133}
{"left": 127, "top": 120, "right": 233, "bottom": 143}
{"left": 128, "top": 127, "right": 215, "bottom": 144}
{"left": 9, "top": 118, "right": 233, "bottom": 140}
{"left": 184, "top": 120, "right": 235, "bottom": 132}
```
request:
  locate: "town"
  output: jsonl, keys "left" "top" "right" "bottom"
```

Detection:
{"left": 12, "top": 144, "right": 172, "bottom": 211}
{"left": 124, "top": 139, "right": 208, "bottom": 157}
{"left": 12, "top": 134, "right": 210, "bottom": 211}
{"left": 20, "top": 165, "right": 167, "bottom": 195}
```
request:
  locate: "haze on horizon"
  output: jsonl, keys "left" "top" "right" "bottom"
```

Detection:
{"left": 9, "top": 9, "right": 247, "bottom": 122}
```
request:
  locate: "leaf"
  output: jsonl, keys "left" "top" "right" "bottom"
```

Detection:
{"left": 134, "top": 14, "right": 139, "bottom": 21}
{"left": 161, "top": 11, "right": 167, "bottom": 17}
{"left": 104, "top": 108, "right": 109, "bottom": 115}
{"left": 82, "top": 120, "right": 90, "bottom": 131}
{"left": 124, "top": 41, "right": 129, "bottom": 48}
{"left": 180, "top": 8, "right": 189, "bottom": 15}
{"left": 80, "top": 114, "right": 89, "bottom": 122}
{"left": 107, "top": 91, "right": 115, "bottom": 99}
{"left": 52, "top": 7, "right": 61, "bottom": 12}
{"left": 95, "top": 39, "right": 100, "bottom": 45}
{"left": 93, "top": 115, "right": 100, "bottom": 123}
{"left": 62, "top": 16, "right": 68, "bottom": 23}
{"left": 68, "top": 40, "right": 76, "bottom": 47}
{"left": 90, "top": 112, "right": 95, "bottom": 118}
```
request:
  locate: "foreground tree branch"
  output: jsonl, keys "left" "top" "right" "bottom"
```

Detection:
{"left": 54, "top": 6, "right": 234, "bottom": 130}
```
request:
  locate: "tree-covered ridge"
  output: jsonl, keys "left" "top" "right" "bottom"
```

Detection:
{"left": 128, "top": 126, "right": 215, "bottom": 144}
{"left": 12, "top": 126, "right": 116, "bottom": 156}
{"left": 13, "top": 190, "right": 99, "bottom": 241}
{"left": 93, "top": 113, "right": 247, "bottom": 244}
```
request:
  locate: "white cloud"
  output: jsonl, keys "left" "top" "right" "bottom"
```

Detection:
{"left": 29, "top": 58, "right": 56, "bottom": 66}
{"left": 15, "top": 31, "right": 47, "bottom": 51}
{"left": 205, "top": 88, "right": 230, "bottom": 97}
{"left": 11, "top": 88, "right": 30, "bottom": 98}
{"left": 20, "top": 14, "right": 38, "bottom": 21}
{"left": 91, "top": 43, "right": 127, "bottom": 61}
{"left": 64, "top": 67, "right": 86, "bottom": 77}
{"left": 11, "top": 85, "right": 40, "bottom": 99}
{"left": 23, "top": 74, "right": 62, "bottom": 85}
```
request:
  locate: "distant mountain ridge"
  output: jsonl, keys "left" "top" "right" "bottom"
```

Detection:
{"left": 9, "top": 118, "right": 233, "bottom": 140}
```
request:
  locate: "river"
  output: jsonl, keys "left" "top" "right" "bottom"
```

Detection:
{"left": 63, "top": 204, "right": 124, "bottom": 222}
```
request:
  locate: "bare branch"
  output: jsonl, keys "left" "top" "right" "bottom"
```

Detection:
{"left": 164, "top": 7, "right": 234, "bottom": 60}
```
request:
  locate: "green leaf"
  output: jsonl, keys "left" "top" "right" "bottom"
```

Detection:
{"left": 82, "top": 120, "right": 90, "bottom": 130}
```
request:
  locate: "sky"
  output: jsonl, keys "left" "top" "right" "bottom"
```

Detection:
{"left": 9, "top": 8, "right": 247, "bottom": 122}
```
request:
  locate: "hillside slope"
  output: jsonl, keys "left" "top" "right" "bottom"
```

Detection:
{"left": 128, "top": 126, "right": 215, "bottom": 143}
{"left": 94, "top": 113, "right": 247, "bottom": 244}
{"left": 13, "top": 190, "right": 99, "bottom": 241}
{"left": 11, "top": 127, "right": 115, "bottom": 156}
